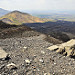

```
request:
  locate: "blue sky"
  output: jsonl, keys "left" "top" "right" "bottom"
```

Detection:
{"left": 0, "top": 0, "right": 75, "bottom": 11}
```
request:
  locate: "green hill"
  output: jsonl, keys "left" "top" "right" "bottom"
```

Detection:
{"left": 0, "top": 11, "right": 51, "bottom": 25}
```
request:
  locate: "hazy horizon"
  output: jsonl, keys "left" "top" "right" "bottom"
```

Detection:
{"left": 0, "top": 0, "right": 75, "bottom": 11}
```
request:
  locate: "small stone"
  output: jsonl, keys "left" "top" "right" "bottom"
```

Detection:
{"left": 44, "top": 73, "right": 47, "bottom": 75}
{"left": 41, "top": 51, "right": 45, "bottom": 54}
{"left": 34, "top": 58, "right": 37, "bottom": 63}
{"left": 47, "top": 73, "right": 51, "bottom": 75}
{"left": 13, "top": 71, "right": 16, "bottom": 74}
{"left": 54, "top": 63, "right": 56, "bottom": 65}
{"left": 39, "top": 59, "right": 44, "bottom": 63}
{"left": 44, "top": 73, "right": 50, "bottom": 75}
{"left": 0, "top": 47, "right": 8, "bottom": 60}
{"left": 6, "top": 63, "right": 17, "bottom": 70}
{"left": 23, "top": 46, "right": 27, "bottom": 49}
{"left": 53, "top": 73, "right": 55, "bottom": 75}
{"left": 25, "top": 59, "right": 31, "bottom": 64}
{"left": 64, "top": 68, "right": 66, "bottom": 70}
{"left": 33, "top": 55, "right": 37, "bottom": 58}
{"left": 37, "top": 68, "right": 40, "bottom": 71}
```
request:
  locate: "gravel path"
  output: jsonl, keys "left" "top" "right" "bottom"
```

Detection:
{"left": 0, "top": 34, "right": 75, "bottom": 75}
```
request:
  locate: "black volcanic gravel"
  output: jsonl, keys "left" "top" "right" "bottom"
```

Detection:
{"left": 0, "top": 34, "right": 75, "bottom": 75}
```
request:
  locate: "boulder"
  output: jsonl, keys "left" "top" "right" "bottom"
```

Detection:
{"left": 47, "top": 39, "right": 75, "bottom": 57}
{"left": 0, "top": 47, "right": 8, "bottom": 60}
{"left": 47, "top": 45, "right": 59, "bottom": 51}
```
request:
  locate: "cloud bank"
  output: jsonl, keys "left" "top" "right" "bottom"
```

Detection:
{"left": 0, "top": 0, "right": 75, "bottom": 11}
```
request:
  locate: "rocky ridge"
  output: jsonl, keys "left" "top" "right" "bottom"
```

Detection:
{"left": 47, "top": 39, "right": 75, "bottom": 57}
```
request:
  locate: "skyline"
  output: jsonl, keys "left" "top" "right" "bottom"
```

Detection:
{"left": 0, "top": 0, "right": 75, "bottom": 11}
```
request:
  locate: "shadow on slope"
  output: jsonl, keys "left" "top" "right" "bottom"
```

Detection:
{"left": 24, "top": 21, "right": 75, "bottom": 42}
{"left": 0, "top": 21, "right": 38, "bottom": 39}
{"left": 0, "top": 21, "right": 62, "bottom": 44}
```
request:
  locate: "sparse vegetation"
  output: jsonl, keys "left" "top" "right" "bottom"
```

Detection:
{"left": 0, "top": 21, "right": 34, "bottom": 39}
{"left": 0, "top": 11, "right": 51, "bottom": 25}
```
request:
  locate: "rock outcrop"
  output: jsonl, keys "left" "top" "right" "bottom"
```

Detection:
{"left": 0, "top": 47, "right": 8, "bottom": 60}
{"left": 47, "top": 39, "right": 75, "bottom": 57}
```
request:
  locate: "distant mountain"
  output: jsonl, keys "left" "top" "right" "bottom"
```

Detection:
{"left": 35, "top": 13, "right": 75, "bottom": 22}
{"left": 0, "top": 11, "right": 51, "bottom": 25}
{"left": 0, "top": 8, "right": 9, "bottom": 17}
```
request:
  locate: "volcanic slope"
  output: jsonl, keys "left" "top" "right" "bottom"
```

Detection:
{"left": 0, "top": 11, "right": 51, "bottom": 25}
{"left": 0, "top": 21, "right": 75, "bottom": 75}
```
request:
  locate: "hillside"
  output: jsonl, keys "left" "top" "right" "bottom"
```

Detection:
{"left": 0, "top": 8, "right": 9, "bottom": 17}
{"left": 0, "top": 30, "right": 75, "bottom": 75}
{"left": 0, "top": 21, "right": 38, "bottom": 39}
{"left": 0, "top": 21, "right": 62, "bottom": 44}
{"left": 0, "top": 19, "right": 75, "bottom": 75}
{"left": 0, "top": 11, "right": 51, "bottom": 25}
{"left": 25, "top": 21, "right": 75, "bottom": 42}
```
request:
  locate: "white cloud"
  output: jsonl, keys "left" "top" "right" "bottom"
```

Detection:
{"left": 0, "top": 0, "right": 75, "bottom": 11}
